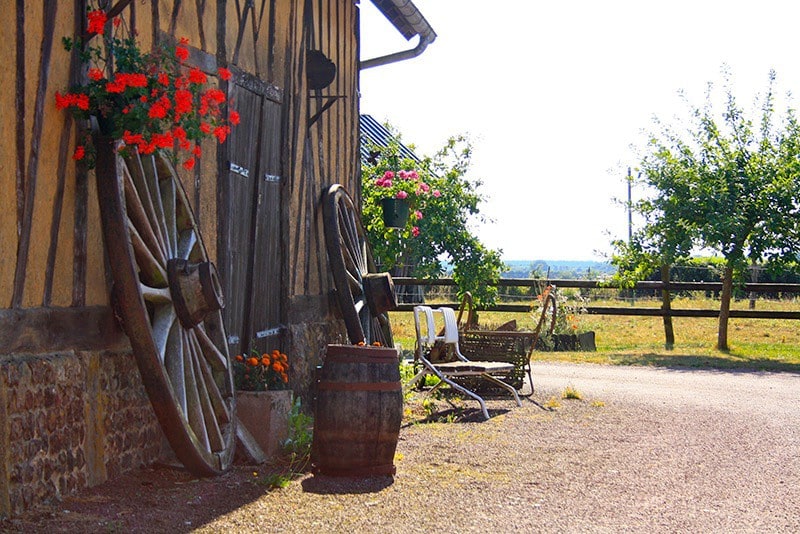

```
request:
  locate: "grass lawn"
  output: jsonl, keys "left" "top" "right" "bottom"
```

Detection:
{"left": 389, "top": 297, "right": 800, "bottom": 373}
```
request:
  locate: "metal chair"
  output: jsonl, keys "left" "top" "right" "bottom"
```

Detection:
{"left": 406, "top": 305, "right": 522, "bottom": 420}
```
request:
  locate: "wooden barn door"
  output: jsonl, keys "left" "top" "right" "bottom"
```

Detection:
{"left": 220, "top": 75, "right": 284, "bottom": 359}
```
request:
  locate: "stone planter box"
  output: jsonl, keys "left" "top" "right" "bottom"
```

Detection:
{"left": 236, "top": 389, "right": 293, "bottom": 459}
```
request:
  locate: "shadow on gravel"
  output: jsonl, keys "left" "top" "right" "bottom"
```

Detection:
{"left": 611, "top": 353, "right": 800, "bottom": 375}
{"left": 301, "top": 475, "right": 393, "bottom": 494}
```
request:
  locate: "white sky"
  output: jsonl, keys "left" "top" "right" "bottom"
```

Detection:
{"left": 358, "top": 0, "right": 800, "bottom": 261}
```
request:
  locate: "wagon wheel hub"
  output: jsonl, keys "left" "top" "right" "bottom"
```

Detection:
{"left": 167, "top": 259, "right": 225, "bottom": 328}
{"left": 363, "top": 272, "right": 397, "bottom": 316}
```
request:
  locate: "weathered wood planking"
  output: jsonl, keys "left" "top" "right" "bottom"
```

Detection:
{"left": 1, "top": 0, "right": 361, "bottom": 346}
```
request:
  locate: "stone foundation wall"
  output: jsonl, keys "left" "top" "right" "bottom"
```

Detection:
{"left": 0, "top": 351, "right": 162, "bottom": 517}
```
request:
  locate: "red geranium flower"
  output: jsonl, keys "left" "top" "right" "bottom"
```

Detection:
{"left": 176, "top": 44, "right": 189, "bottom": 62}
{"left": 188, "top": 68, "right": 207, "bottom": 85}
{"left": 213, "top": 125, "right": 230, "bottom": 143}
{"left": 87, "top": 9, "right": 107, "bottom": 35}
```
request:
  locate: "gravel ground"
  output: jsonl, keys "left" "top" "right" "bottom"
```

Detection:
{"left": 3, "top": 361, "right": 800, "bottom": 533}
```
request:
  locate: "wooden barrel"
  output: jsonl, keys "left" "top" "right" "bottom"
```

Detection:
{"left": 311, "top": 344, "right": 403, "bottom": 476}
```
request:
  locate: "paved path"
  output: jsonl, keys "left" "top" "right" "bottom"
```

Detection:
{"left": 533, "top": 361, "right": 800, "bottom": 415}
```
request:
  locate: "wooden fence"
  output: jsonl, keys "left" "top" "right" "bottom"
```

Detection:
{"left": 391, "top": 278, "right": 800, "bottom": 320}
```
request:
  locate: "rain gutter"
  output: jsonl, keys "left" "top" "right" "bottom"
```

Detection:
{"left": 360, "top": 0, "right": 437, "bottom": 70}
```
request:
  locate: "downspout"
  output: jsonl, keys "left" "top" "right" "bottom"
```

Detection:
{"left": 360, "top": 0, "right": 437, "bottom": 70}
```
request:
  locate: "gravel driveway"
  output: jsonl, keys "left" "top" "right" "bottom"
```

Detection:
{"left": 4, "top": 362, "right": 799, "bottom": 533}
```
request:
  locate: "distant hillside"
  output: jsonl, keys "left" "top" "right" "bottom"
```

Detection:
{"left": 503, "top": 260, "right": 615, "bottom": 280}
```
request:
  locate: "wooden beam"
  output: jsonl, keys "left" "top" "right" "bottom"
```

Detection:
{"left": 0, "top": 306, "right": 129, "bottom": 354}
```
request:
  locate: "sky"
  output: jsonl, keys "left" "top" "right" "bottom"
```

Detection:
{"left": 357, "top": 0, "right": 800, "bottom": 261}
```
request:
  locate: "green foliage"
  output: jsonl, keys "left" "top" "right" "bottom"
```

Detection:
{"left": 362, "top": 126, "right": 505, "bottom": 306}
{"left": 281, "top": 397, "right": 313, "bottom": 472}
{"left": 612, "top": 70, "right": 800, "bottom": 349}
{"left": 257, "top": 396, "right": 313, "bottom": 489}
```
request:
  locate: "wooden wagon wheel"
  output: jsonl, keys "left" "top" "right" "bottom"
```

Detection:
{"left": 534, "top": 285, "right": 558, "bottom": 344}
{"left": 95, "top": 136, "right": 235, "bottom": 476}
{"left": 323, "top": 184, "right": 394, "bottom": 347}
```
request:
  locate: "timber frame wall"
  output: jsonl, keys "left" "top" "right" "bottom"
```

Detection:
{"left": 1, "top": 0, "right": 361, "bottom": 517}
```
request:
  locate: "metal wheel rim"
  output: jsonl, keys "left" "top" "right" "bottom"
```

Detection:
{"left": 95, "top": 136, "right": 236, "bottom": 476}
{"left": 536, "top": 292, "right": 558, "bottom": 338}
{"left": 322, "top": 184, "right": 393, "bottom": 346}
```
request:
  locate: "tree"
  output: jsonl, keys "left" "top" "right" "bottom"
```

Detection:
{"left": 361, "top": 130, "right": 505, "bottom": 306}
{"left": 613, "top": 71, "right": 800, "bottom": 350}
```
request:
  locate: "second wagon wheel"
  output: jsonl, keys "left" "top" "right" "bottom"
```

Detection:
{"left": 323, "top": 184, "right": 395, "bottom": 346}
{"left": 534, "top": 285, "right": 558, "bottom": 345}
{"left": 95, "top": 136, "right": 236, "bottom": 476}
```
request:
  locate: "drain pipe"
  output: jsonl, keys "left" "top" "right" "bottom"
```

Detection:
{"left": 360, "top": 0, "right": 437, "bottom": 70}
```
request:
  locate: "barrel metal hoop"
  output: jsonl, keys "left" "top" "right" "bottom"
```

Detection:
{"left": 317, "top": 380, "right": 401, "bottom": 392}
{"left": 325, "top": 354, "right": 398, "bottom": 365}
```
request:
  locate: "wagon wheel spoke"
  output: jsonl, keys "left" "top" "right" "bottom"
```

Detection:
{"left": 95, "top": 137, "right": 235, "bottom": 476}
{"left": 323, "top": 184, "right": 394, "bottom": 347}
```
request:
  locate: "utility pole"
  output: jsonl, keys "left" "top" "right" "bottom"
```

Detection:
{"left": 627, "top": 167, "right": 633, "bottom": 243}
{"left": 627, "top": 167, "right": 635, "bottom": 305}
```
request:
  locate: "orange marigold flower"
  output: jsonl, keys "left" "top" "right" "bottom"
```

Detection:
{"left": 246, "top": 356, "right": 259, "bottom": 367}
{"left": 72, "top": 145, "right": 85, "bottom": 161}
{"left": 218, "top": 67, "right": 232, "bottom": 81}
{"left": 88, "top": 68, "right": 104, "bottom": 81}
{"left": 87, "top": 9, "right": 107, "bottom": 35}
{"left": 280, "top": 372, "right": 289, "bottom": 383}
{"left": 356, "top": 341, "right": 366, "bottom": 346}
{"left": 235, "top": 354, "right": 244, "bottom": 362}
{"left": 262, "top": 356, "right": 270, "bottom": 366}
{"left": 272, "top": 362, "right": 282, "bottom": 373}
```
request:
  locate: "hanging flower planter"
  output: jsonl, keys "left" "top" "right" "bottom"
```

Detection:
{"left": 381, "top": 197, "right": 410, "bottom": 228}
